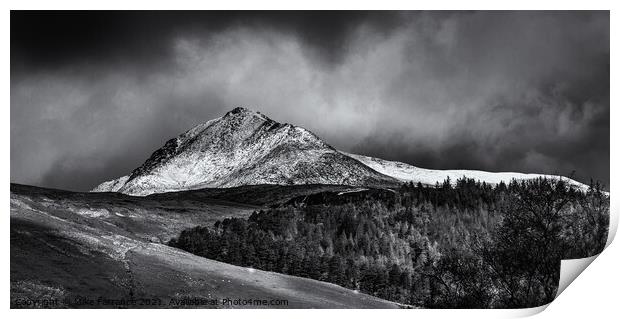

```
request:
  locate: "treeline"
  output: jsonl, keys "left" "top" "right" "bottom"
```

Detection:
{"left": 168, "top": 177, "right": 609, "bottom": 308}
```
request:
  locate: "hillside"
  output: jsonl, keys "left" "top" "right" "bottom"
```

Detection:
{"left": 344, "top": 152, "right": 589, "bottom": 191}
{"left": 10, "top": 184, "right": 398, "bottom": 309}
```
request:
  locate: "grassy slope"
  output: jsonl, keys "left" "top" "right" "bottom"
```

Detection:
{"left": 10, "top": 184, "right": 398, "bottom": 309}
{"left": 144, "top": 184, "right": 365, "bottom": 206}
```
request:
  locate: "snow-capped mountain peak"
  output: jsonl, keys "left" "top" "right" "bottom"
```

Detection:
{"left": 93, "top": 108, "right": 397, "bottom": 196}
{"left": 92, "top": 107, "right": 589, "bottom": 196}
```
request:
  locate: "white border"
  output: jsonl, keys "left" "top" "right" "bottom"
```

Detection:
{"left": 4, "top": 2, "right": 617, "bottom": 319}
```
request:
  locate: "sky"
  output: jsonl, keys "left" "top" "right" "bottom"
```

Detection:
{"left": 11, "top": 11, "right": 610, "bottom": 191}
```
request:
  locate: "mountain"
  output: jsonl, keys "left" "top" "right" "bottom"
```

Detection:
{"left": 345, "top": 153, "right": 590, "bottom": 191}
{"left": 93, "top": 108, "right": 398, "bottom": 196}
{"left": 93, "top": 107, "right": 587, "bottom": 196}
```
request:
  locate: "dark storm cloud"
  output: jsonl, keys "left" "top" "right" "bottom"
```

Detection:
{"left": 10, "top": 11, "right": 403, "bottom": 74}
{"left": 10, "top": 11, "right": 609, "bottom": 191}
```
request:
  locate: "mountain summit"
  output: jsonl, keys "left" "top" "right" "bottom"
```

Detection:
{"left": 93, "top": 107, "right": 398, "bottom": 195}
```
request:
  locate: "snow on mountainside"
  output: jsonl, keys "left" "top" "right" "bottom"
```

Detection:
{"left": 90, "top": 175, "right": 129, "bottom": 192}
{"left": 92, "top": 107, "right": 590, "bottom": 196}
{"left": 344, "top": 152, "right": 590, "bottom": 191}
{"left": 92, "top": 107, "right": 398, "bottom": 196}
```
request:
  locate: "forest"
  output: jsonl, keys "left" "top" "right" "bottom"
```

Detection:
{"left": 168, "top": 177, "right": 609, "bottom": 308}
